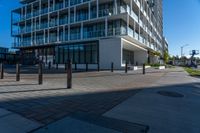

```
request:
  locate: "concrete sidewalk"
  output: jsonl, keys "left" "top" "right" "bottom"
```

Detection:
{"left": 104, "top": 67, "right": 200, "bottom": 133}
{"left": 0, "top": 108, "right": 42, "bottom": 133}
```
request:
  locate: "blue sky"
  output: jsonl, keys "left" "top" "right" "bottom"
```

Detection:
{"left": 163, "top": 0, "right": 200, "bottom": 57}
{"left": 0, "top": 0, "right": 200, "bottom": 57}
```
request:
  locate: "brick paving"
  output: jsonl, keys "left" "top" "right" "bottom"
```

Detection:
{"left": 0, "top": 66, "right": 168, "bottom": 125}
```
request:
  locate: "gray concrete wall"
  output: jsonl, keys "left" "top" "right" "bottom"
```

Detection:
{"left": 134, "top": 50, "right": 148, "bottom": 65}
{"left": 99, "top": 38, "right": 122, "bottom": 69}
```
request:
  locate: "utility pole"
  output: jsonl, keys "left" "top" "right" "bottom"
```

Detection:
{"left": 181, "top": 44, "right": 189, "bottom": 57}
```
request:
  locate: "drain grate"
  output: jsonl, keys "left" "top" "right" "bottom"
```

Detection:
{"left": 157, "top": 91, "right": 184, "bottom": 98}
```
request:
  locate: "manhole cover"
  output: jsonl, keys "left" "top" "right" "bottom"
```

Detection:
{"left": 157, "top": 91, "right": 184, "bottom": 98}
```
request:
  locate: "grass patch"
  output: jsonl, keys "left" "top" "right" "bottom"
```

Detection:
{"left": 145, "top": 63, "right": 161, "bottom": 67}
{"left": 184, "top": 67, "right": 200, "bottom": 76}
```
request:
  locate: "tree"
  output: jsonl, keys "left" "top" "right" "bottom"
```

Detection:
{"left": 163, "top": 50, "right": 169, "bottom": 64}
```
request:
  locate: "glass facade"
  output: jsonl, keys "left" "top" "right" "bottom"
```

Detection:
{"left": 123, "top": 49, "right": 134, "bottom": 65}
{"left": 12, "top": 0, "right": 131, "bottom": 48}
{"left": 55, "top": 41, "right": 98, "bottom": 64}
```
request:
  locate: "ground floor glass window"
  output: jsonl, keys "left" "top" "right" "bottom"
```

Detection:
{"left": 55, "top": 42, "right": 98, "bottom": 64}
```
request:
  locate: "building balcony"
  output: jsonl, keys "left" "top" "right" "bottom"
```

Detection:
{"left": 83, "top": 30, "right": 105, "bottom": 39}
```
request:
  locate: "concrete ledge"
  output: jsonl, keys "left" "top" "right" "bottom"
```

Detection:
{"left": 145, "top": 66, "right": 151, "bottom": 69}
{"left": 133, "top": 66, "right": 138, "bottom": 70}
{"left": 159, "top": 66, "right": 166, "bottom": 70}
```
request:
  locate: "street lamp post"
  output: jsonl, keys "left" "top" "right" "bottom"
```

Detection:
{"left": 181, "top": 44, "right": 189, "bottom": 57}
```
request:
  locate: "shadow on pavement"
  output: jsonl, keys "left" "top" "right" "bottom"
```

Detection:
{"left": 0, "top": 81, "right": 198, "bottom": 133}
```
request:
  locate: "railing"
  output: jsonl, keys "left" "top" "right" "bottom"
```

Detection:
{"left": 41, "top": 8, "right": 48, "bottom": 14}
{"left": 55, "top": 3, "right": 63, "bottom": 11}
{"left": 108, "top": 27, "right": 127, "bottom": 36}
{"left": 70, "top": 34, "right": 81, "bottom": 40}
{"left": 59, "top": 18, "right": 68, "bottom": 25}
{"left": 83, "top": 30, "right": 105, "bottom": 39}
{"left": 99, "top": 9, "right": 113, "bottom": 17}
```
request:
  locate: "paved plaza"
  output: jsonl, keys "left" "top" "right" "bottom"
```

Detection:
{"left": 0, "top": 66, "right": 199, "bottom": 132}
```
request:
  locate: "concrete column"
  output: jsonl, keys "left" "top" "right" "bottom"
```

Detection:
{"left": 68, "top": 8, "right": 70, "bottom": 23}
{"left": 25, "top": 6, "right": 27, "bottom": 18}
{"left": 63, "top": 26, "right": 65, "bottom": 41}
{"left": 126, "top": 14, "right": 129, "bottom": 35}
{"left": 88, "top": 2, "right": 91, "bottom": 20}
{"left": 130, "top": 0, "right": 132, "bottom": 15}
{"left": 39, "top": 0, "right": 42, "bottom": 28}
{"left": 44, "top": 30, "right": 45, "bottom": 44}
{"left": 96, "top": 0, "right": 99, "bottom": 18}
{"left": 81, "top": 22, "right": 83, "bottom": 39}
{"left": 133, "top": 20, "right": 135, "bottom": 38}
{"left": 114, "top": 0, "right": 117, "bottom": 14}
{"left": 34, "top": 18, "right": 37, "bottom": 45}
{"left": 138, "top": 1, "right": 141, "bottom": 41}
{"left": 53, "top": 0, "right": 55, "bottom": 10}
{"left": 48, "top": 0, "right": 50, "bottom": 12}
{"left": 63, "top": 0, "right": 66, "bottom": 7}
{"left": 68, "top": 25, "right": 70, "bottom": 40}
{"left": 48, "top": 29, "right": 50, "bottom": 43}
{"left": 105, "top": 17, "right": 108, "bottom": 37}
{"left": 74, "top": 7, "right": 76, "bottom": 22}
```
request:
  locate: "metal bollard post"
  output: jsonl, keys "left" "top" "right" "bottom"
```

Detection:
{"left": 86, "top": 63, "right": 88, "bottom": 72}
{"left": 97, "top": 63, "right": 100, "bottom": 72}
{"left": 0, "top": 63, "right": 4, "bottom": 79}
{"left": 143, "top": 64, "right": 146, "bottom": 75}
{"left": 111, "top": 62, "right": 114, "bottom": 72}
{"left": 125, "top": 62, "right": 128, "bottom": 73}
{"left": 56, "top": 63, "right": 58, "bottom": 69}
{"left": 38, "top": 62, "right": 43, "bottom": 85}
{"left": 75, "top": 63, "right": 77, "bottom": 70}
{"left": 48, "top": 62, "right": 51, "bottom": 70}
{"left": 16, "top": 63, "right": 20, "bottom": 81}
{"left": 67, "top": 60, "right": 72, "bottom": 89}
{"left": 65, "top": 63, "right": 67, "bottom": 71}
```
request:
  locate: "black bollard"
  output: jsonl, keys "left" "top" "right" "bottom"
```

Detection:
{"left": 75, "top": 63, "right": 77, "bottom": 70}
{"left": 125, "top": 62, "right": 128, "bottom": 73}
{"left": 0, "top": 63, "right": 3, "bottom": 79}
{"left": 111, "top": 62, "right": 114, "bottom": 72}
{"left": 143, "top": 64, "right": 146, "bottom": 75}
{"left": 86, "top": 63, "right": 88, "bottom": 72}
{"left": 67, "top": 60, "right": 72, "bottom": 89}
{"left": 65, "top": 63, "right": 67, "bottom": 71}
{"left": 56, "top": 63, "right": 58, "bottom": 69}
{"left": 38, "top": 62, "right": 43, "bottom": 85}
{"left": 16, "top": 63, "right": 20, "bottom": 81}
{"left": 48, "top": 62, "right": 51, "bottom": 70}
{"left": 97, "top": 63, "right": 100, "bottom": 72}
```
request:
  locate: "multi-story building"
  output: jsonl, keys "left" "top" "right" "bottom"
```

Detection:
{"left": 11, "top": 0, "right": 166, "bottom": 68}
{"left": 162, "top": 37, "right": 168, "bottom": 53}
{"left": 0, "top": 47, "right": 19, "bottom": 64}
{"left": 0, "top": 47, "right": 9, "bottom": 54}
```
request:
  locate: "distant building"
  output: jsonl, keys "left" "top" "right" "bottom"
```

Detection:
{"left": 0, "top": 47, "right": 19, "bottom": 64}
{"left": 11, "top": 0, "right": 168, "bottom": 68}
{"left": 0, "top": 47, "right": 9, "bottom": 54}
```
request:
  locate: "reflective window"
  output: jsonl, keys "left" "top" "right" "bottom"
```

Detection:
{"left": 55, "top": 42, "right": 98, "bottom": 64}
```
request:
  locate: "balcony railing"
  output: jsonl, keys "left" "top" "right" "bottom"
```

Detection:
{"left": 108, "top": 27, "right": 127, "bottom": 36}
{"left": 83, "top": 30, "right": 105, "bottom": 39}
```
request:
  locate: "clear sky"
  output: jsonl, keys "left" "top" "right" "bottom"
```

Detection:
{"left": 0, "top": 0, "right": 20, "bottom": 48}
{"left": 163, "top": 0, "right": 200, "bottom": 57}
{"left": 0, "top": 0, "right": 200, "bottom": 57}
